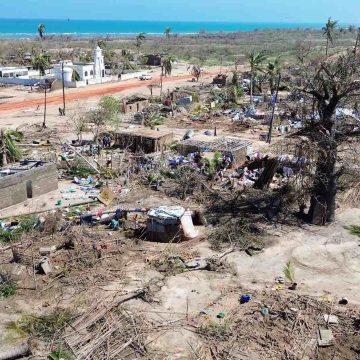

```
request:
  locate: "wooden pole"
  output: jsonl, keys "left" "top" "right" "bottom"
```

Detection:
{"left": 160, "top": 65, "right": 163, "bottom": 98}
{"left": 267, "top": 73, "right": 281, "bottom": 144}
{"left": 0, "top": 129, "right": 7, "bottom": 166}
{"left": 42, "top": 81, "right": 47, "bottom": 128}
{"left": 354, "top": 28, "right": 360, "bottom": 58}
{"left": 61, "top": 61, "right": 66, "bottom": 115}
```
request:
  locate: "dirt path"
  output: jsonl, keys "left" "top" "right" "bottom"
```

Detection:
{"left": 0, "top": 72, "right": 215, "bottom": 113}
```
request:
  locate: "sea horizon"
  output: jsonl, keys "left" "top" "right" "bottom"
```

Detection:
{"left": 0, "top": 18, "right": 353, "bottom": 39}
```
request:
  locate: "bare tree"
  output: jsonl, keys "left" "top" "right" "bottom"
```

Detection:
{"left": 69, "top": 106, "right": 89, "bottom": 144}
{"left": 298, "top": 50, "right": 360, "bottom": 224}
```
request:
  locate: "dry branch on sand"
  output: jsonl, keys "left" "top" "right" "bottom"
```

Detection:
{"left": 195, "top": 290, "right": 360, "bottom": 360}
{"left": 64, "top": 289, "right": 148, "bottom": 359}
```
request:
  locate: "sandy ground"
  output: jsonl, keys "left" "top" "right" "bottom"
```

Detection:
{"left": 0, "top": 198, "right": 359, "bottom": 357}
{"left": 0, "top": 64, "right": 222, "bottom": 113}
{"left": 0, "top": 62, "right": 359, "bottom": 358}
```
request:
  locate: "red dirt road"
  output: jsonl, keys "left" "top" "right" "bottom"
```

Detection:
{"left": 0, "top": 72, "right": 213, "bottom": 113}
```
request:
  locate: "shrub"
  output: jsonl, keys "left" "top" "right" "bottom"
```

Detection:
{"left": 7, "top": 309, "right": 74, "bottom": 340}
{"left": 0, "top": 272, "right": 16, "bottom": 298}
{"left": 344, "top": 225, "right": 360, "bottom": 237}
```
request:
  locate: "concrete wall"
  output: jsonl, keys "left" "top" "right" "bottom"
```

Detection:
{"left": 124, "top": 99, "right": 149, "bottom": 114}
{"left": 0, "top": 163, "right": 58, "bottom": 210}
{"left": 0, "top": 78, "right": 40, "bottom": 86}
{"left": 113, "top": 132, "right": 174, "bottom": 153}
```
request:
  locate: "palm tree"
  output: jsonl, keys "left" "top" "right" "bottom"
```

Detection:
{"left": 32, "top": 52, "right": 50, "bottom": 76}
{"left": 147, "top": 83, "right": 159, "bottom": 98}
{"left": 164, "top": 27, "right": 172, "bottom": 39}
{"left": 247, "top": 50, "right": 267, "bottom": 104}
{"left": 0, "top": 129, "right": 23, "bottom": 166}
{"left": 38, "top": 23, "right": 45, "bottom": 40}
{"left": 267, "top": 56, "right": 281, "bottom": 95}
{"left": 97, "top": 39, "right": 106, "bottom": 49}
{"left": 136, "top": 32, "right": 146, "bottom": 50}
{"left": 323, "top": 17, "right": 338, "bottom": 57}
{"left": 163, "top": 55, "right": 175, "bottom": 76}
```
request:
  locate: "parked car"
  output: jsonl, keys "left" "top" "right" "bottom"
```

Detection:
{"left": 139, "top": 74, "right": 152, "bottom": 80}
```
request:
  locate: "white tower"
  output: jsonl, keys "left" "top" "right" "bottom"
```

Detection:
{"left": 93, "top": 46, "right": 105, "bottom": 79}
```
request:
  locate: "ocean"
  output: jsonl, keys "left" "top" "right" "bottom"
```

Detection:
{"left": 0, "top": 18, "right": 327, "bottom": 39}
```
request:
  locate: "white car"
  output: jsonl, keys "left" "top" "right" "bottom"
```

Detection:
{"left": 139, "top": 74, "right": 152, "bottom": 80}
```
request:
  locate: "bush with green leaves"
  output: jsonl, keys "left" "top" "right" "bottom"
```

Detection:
{"left": 0, "top": 215, "right": 38, "bottom": 243}
{"left": 344, "top": 225, "right": 360, "bottom": 237}
{"left": 49, "top": 348, "right": 72, "bottom": 360}
{"left": 0, "top": 272, "right": 16, "bottom": 299}
{"left": 0, "top": 129, "right": 24, "bottom": 166}
{"left": 7, "top": 309, "right": 74, "bottom": 340}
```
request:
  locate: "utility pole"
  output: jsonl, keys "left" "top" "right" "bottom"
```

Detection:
{"left": 43, "top": 80, "right": 48, "bottom": 128}
{"left": 267, "top": 73, "right": 281, "bottom": 144}
{"left": 160, "top": 65, "right": 164, "bottom": 98}
{"left": 354, "top": 28, "right": 360, "bottom": 56}
{"left": 61, "top": 61, "right": 66, "bottom": 115}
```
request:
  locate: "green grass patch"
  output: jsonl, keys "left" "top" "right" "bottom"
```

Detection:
{"left": 6, "top": 309, "right": 74, "bottom": 340}
{"left": 0, "top": 272, "right": 17, "bottom": 299}
{"left": 0, "top": 215, "right": 38, "bottom": 243}
{"left": 345, "top": 225, "right": 360, "bottom": 237}
{"left": 199, "top": 320, "right": 232, "bottom": 341}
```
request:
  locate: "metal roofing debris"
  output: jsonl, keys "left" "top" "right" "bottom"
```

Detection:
{"left": 116, "top": 128, "right": 174, "bottom": 139}
{"left": 179, "top": 137, "right": 252, "bottom": 152}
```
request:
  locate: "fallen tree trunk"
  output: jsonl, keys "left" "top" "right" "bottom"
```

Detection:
{"left": 0, "top": 342, "right": 30, "bottom": 360}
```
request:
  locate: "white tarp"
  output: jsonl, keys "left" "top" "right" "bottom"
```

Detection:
{"left": 148, "top": 206, "right": 185, "bottom": 220}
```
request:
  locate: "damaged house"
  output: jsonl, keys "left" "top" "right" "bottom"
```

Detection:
{"left": 179, "top": 136, "right": 253, "bottom": 166}
{"left": 0, "top": 161, "right": 58, "bottom": 210}
{"left": 112, "top": 128, "right": 174, "bottom": 153}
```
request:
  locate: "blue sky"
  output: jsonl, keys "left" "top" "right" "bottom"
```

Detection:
{"left": 2, "top": 0, "right": 360, "bottom": 23}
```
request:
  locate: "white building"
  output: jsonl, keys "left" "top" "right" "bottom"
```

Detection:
{"left": 53, "top": 46, "right": 111, "bottom": 87}
{"left": 0, "top": 67, "right": 29, "bottom": 79}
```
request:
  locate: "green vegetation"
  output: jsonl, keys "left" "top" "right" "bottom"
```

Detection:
{"left": 203, "top": 151, "right": 223, "bottom": 177}
{"left": 0, "top": 129, "right": 23, "bottom": 166}
{"left": 136, "top": 32, "right": 146, "bottom": 49}
{"left": 283, "top": 261, "right": 295, "bottom": 283}
{"left": 144, "top": 114, "right": 166, "bottom": 129}
{"left": 162, "top": 54, "right": 175, "bottom": 76}
{"left": 66, "top": 163, "right": 97, "bottom": 178}
{"left": 88, "top": 95, "right": 121, "bottom": 141}
{"left": 0, "top": 215, "right": 38, "bottom": 243}
{"left": 7, "top": 309, "right": 74, "bottom": 340}
{"left": 164, "top": 27, "right": 172, "bottom": 39}
{"left": 266, "top": 55, "right": 281, "bottom": 94}
{"left": 345, "top": 225, "right": 360, "bottom": 237}
{"left": 48, "top": 348, "right": 71, "bottom": 360}
{"left": 98, "top": 95, "right": 121, "bottom": 122}
{"left": 32, "top": 51, "right": 51, "bottom": 76}
{"left": 199, "top": 320, "right": 231, "bottom": 341}
{"left": 1, "top": 28, "right": 358, "bottom": 67}
{"left": 0, "top": 273, "right": 17, "bottom": 299}
{"left": 37, "top": 23, "right": 45, "bottom": 40}
{"left": 323, "top": 17, "right": 338, "bottom": 57}
{"left": 247, "top": 50, "right": 267, "bottom": 104}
